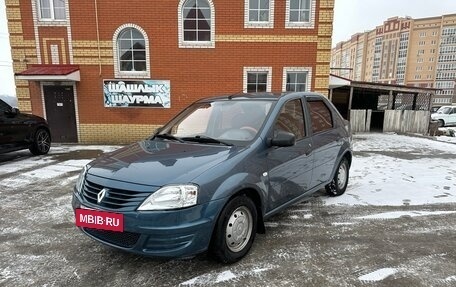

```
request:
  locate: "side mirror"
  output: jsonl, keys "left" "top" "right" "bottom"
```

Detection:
{"left": 5, "top": 107, "right": 19, "bottom": 117}
{"left": 270, "top": 130, "right": 295, "bottom": 147}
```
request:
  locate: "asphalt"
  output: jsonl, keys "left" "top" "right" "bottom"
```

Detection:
{"left": 0, "top": 137, "right": 456, "bottom": 287}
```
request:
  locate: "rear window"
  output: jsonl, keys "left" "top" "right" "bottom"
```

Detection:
{"left": 307, "top": 100, "right": 333, "bottom": 133}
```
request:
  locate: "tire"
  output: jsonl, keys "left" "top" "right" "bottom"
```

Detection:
{"left": 210, "top": 195, "right": 257, "bottom": 264}
{"left": 438, "top": 119, "right": 445, "bottom": 127}
{"left": 325, "top": 158, "right": 349, "bottom": 197}
{"left": 29, "top": 128, "right": 51, "bottom": 155}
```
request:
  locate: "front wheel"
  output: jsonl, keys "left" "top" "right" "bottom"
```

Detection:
{"left": 437, "top": 119, "right": 445, "bottom": 127}
{"left": 325, "top": 158, "right": 349, "bottom": 197}
{"left": 29, "top": 128, "right": 51, "bottom": 155}
{"left": 210, "top": 196, "right": 257, "bottom": 264}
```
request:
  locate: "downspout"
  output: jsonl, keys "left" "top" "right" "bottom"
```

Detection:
{"left": 94, "top": 0, "right": 101, "bottom": 76}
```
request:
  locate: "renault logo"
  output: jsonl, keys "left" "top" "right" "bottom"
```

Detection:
{"left": 97, "top": 188, "right": 107, "bottom": 204}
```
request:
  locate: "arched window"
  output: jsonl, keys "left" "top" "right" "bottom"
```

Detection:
{"left": 118, "top": 28, "right": 146, "bottom": 71}
{"left": 113, "top": 24, "right": 150, "bottom": 78}
{"left": 179, "top": 0, "right": 215, "bottom": 48}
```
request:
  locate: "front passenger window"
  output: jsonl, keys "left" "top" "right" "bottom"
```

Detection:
{"left": 274, "top": 99, "right": 305, "bottom": 140}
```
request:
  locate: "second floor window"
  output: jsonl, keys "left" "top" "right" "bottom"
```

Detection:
{"left": 39, "top": 0, "right": 66, "bottom": 20}
{"left": 289, "top": 0, "right": 311, "bottom": 22}
{"left": 117, "top": 28, "right": 147, "bottom": 72}
{"left": 183, "top": 0, "right": 211, "bottom": 42}
{"left": 286, "top": 0, "right": 314, "bottom": 28}
{"left": 249, "top": 0, "right": 270, "bottom": 22}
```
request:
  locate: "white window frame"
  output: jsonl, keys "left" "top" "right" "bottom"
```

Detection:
{"left": 244, "top": 0, "right": 275, "bottom": 29}
{"left": 243, "top": 67, "right": 272, "bottom": 93}
{"left": 112, "top": 24, "right": 150, "bottom": 79}
{"left": 285, "top": 0, "right": 316, "bottom": 29}
{"left": 282, "top": 67, "right": 312, "bottom": 92}
{"left": 37, "top": 0, "right": 67, "bottom": 21}
{"left": 178, "top": 0, "right": 215, "bottom": 49}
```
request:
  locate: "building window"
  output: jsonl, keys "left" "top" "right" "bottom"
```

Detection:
{"left": 243, "top": 67, "right": 272, "bottom": 92}
{"left": 285, "top": 0, "right": 315, "bottom": 29}
{"left": 38, "top": 0, "right": 66, "bottom": 20}
{"left": 113, "top": 24, "right": 150, "bottom": 78}
{"left": 179, "top": 0, "right": 215, "bottom": 48}
{"left": 282, "top": 67, "right": 312, "bottom": 92}
{"left": 245, "top": 0, "right": 274, "bottom": 28}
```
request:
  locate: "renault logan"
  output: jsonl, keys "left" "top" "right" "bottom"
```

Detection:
{"left": 72, "top": 92, "right": 352, "bottom": 263}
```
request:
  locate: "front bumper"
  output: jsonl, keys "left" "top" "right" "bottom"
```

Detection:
{"left": 72, "top": 193, "right": 226, "bottom": 258}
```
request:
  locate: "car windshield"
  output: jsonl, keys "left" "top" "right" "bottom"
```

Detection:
{"left": 158, "top": 99, "right": 273, "bottom": 145}
{"left": 436, "top": 107, "right": 451, "bottom": 114}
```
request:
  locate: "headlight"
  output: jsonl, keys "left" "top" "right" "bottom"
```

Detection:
{"left": 75, "top": 165, "right": 88, "bottom": 194}
{"left": 137, "top": 184, "right": 198, "bottom": 211}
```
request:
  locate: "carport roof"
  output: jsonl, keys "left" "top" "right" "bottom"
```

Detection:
{"left": 16, "top": 64, "right": 80, "bottom": 81}
{"left": 329, "top": 74, "right": 440, "bottom": 94}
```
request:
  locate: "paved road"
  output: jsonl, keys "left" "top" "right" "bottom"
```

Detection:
{"left": 1, "top": 135, "right": 456, "bottom": 287}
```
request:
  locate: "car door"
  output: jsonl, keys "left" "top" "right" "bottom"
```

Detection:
{"left": 0, "top": 99, "right": 29, "bottom": 148}
{"left": 266, "top": 98, "right": 314, "bottom": 212}
{"left": 450, "top": 107, "right": 456, "bottom": 124}
{"left": 306, "top": 98, "right": 343, "bottom": 189}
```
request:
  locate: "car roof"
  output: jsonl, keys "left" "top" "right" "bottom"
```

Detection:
{"left": 195, "top": 92, "right": 325, "bottom": 103}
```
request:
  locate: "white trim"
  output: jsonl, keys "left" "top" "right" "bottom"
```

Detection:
{"left": 244, "top": 0, "right": 275, "bottom": 29}
{"left": 243, "top": 67, "right": 272, "bottom": 92}
{"left": 112, "top": 24, "right": 151, "bottom": 79}
{"left": 31, "top": 0, "right": 42, "bottom": 64}
{"left": 178, "top": 0, "right": 215, "bottom": 48}
{"left": 282, "top": 67, "right": 312, "bottom": 92}
{"left": 285, "top": 0, "right": 316, "bottom": 29}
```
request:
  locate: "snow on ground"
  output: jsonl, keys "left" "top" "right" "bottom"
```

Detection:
{"left": 358, "top": 268, "right": 398, "bottom": 282}
{"left": 436, "top": 127, "right": 456, "bottom": 144}
{"left": 323, "top": 133, "right": 456, "bottom": 206}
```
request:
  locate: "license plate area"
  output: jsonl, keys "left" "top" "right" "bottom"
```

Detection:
{"left": 75, "top": 208, "right": 124, "bottom": 232}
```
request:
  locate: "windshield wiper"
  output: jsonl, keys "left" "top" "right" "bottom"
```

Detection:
{"left": 153, "top": 133, "right": 185, "bottom": 143}
{"left": 181, "top": 135, "right": 233, "bottom": 146}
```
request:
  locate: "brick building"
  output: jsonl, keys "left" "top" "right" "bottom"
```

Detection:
{"left": 6, "top": 0, "right": 334, "bottom": 143}
{"left": 331, "top": 14, "right": 456, "bottom": 107}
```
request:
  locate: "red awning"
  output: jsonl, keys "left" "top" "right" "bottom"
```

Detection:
{"left": 16, "top": 64, "right": 80, "bottom": 81}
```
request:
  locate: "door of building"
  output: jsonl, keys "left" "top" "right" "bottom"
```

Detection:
{"left": 43, "top": 85, "right": 78, "bottom": 143}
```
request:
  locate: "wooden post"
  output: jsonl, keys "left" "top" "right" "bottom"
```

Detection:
{"left": 329, "top": 88, "right": 333, "bottom": 101}
{"left": 347, "top": 86, "right": 354, "bottom": 121}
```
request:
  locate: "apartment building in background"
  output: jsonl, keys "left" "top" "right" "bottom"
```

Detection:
{"left": 6, "top": 0, "right": 334, "bottom": 143}
{"left": 331, "top": 14, "right": 456, "bottom": 107}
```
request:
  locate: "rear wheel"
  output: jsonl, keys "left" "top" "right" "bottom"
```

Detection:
{"left": 210, "top": 196, "right": 257, "bottom": 264}
{"left": 29, "top": 128, "right": 51, "bottom": 155}
{"left": 325, "top": 158, "right": 349, "bottom": 196}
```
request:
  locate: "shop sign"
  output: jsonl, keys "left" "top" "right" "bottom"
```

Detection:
{"left": 103, "top": 80, "right": 171, "bottom": 108}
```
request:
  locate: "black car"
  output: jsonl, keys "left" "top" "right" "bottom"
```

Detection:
{"left": 0, "top": 96, "right": 51, "bottom": 155}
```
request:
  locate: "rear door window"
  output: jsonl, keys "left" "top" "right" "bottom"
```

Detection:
{"left": 307, "top": 100, "right": 333, "bottom": 133}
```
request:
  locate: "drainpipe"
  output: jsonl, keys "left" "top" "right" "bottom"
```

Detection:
{"left": 94, "top": 0, "right": 101, "bottom": 76}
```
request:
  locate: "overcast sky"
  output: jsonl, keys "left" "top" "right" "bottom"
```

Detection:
{"left": 1, "top": 0, "right": 456, "bottom": 96}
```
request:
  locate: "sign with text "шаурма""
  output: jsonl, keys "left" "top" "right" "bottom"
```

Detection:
{"left": 103, "top": 80, "right": 170, "bottom": 108}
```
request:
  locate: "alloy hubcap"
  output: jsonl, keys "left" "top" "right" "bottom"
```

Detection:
{"left": 225, "top": 206, "right": 253, "bottom": 253}
{"left": 37, "top": 130, "right": 50, "bottom": 153}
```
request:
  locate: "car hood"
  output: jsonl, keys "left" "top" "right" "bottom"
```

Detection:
{"left": 87, "top": 140, "right": 238, "bottom": 186}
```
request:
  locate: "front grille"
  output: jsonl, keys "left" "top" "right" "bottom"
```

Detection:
{"left": 82, "top": 179, "right": 148, "bottom": 210}
{"left": 84, "top": 228, "right": 140, "bottom": 248}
